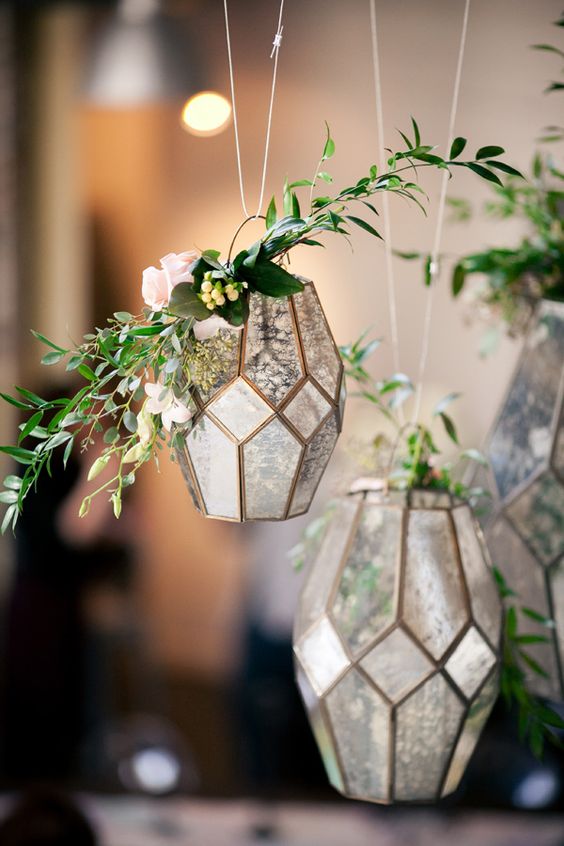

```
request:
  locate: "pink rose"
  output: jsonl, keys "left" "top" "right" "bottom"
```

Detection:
{"left": 142, "top": 266, "right": 169, "bottom": 311}
{"left": 141, "top": 250, "right": 199, "bottom": 310}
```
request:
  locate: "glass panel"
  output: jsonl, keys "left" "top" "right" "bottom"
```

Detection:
{"left": 394, "top": 672, "right": 464, "bottom": 801}
{"left": 293, "top": 283, "right": 341, "bottom": 400}
{"left": 295, "top": 664, "right": 344, "bottom": 792}
{"left": 442, "top": 670, "right": 499, "bottom": 797}
{"left": 325, "top": 668, "right": 390, "bottom": 801}
{"left": 243, "top": 418, "right": 302, "bottom": 519}
{"left": 289, "top": 414, "right": 339, "bottom": 517}
{"left": 452, "top": 505, "right": 502, "bottom": 646}
{"left": 548, "top": 560, "right": 564, "bottom": 701}
{"left": 207, "top": 377, "right": 273, "bottom": 441}
{"left": 445, "top": 626, "right": 497, "bottom": 699}
{"left": 331, "top": 503, "right": 401, "bottom": 656}
{"left": 283, "top": 380, "right": 332, "bottom": 440}
{"left": 243, "top": 293, "right": 303, "bottom": 406}
{"left": 487, "top": 302, "right": 564, "bottom": 500}
{"left": 361, "top": 627, "right": 432, "bottom": 702}
{"left": 403, "top": 510, "right": 468, "bottom": 660}
{"left": 186, "top": 415, "right": 239, "bottom": 519}
{"left": 506, "top": 472, "right": 564, "bottom": 566}
{"left": 174, "top": 442, "right": 201, "bottom": 510}
{"left": 294, "top": 496, "right": 360, "bottom": 639}
{"left": 553, "top": 410, "right": 564, "bottom": 477}
{"left": 294, "top": 615, "right": 350, "bottom": 696}
{"left": 487, "top": 516, "right": 558, "bottom": 697}
{"left": 192, "top": 328, "right": 241, "bottom": 406}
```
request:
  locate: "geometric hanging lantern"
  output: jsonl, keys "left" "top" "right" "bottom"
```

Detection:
{"left": 480, "top": 300, "right": 564, "bottom": 701}
{"left": 293, "top": 483, "right": 502, "bottom": 803}
{"left": 175, "top": 280, "right": 345, "bottom": 521}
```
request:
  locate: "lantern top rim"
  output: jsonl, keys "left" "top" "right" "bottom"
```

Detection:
{"left": 347, "top": 478, "right": 466, "bottom": 510}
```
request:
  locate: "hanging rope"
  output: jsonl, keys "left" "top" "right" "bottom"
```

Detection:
{"left": 413, "top": 0, "right": 471, "bottom": 422}
{"left": 369, "top": 0, "right": 401, "bottom": 379}
{"left": 223, "top": 0, "right": 285, "bottom": 220}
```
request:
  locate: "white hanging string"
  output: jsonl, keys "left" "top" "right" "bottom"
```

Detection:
{"left": 413, "top": 0, "right": 471, "bottom": 422}
{"left": 223, "top": 0, "right": 285, "bottom": 220}
{"left": 368, "top": 0, "right": 401, "bottom": 379}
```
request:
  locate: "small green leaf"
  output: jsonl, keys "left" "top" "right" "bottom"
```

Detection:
{"left": 466, "top": 162, "right": 503, "bottom": 185}
{"left": 123, "top": 411, "right": 138, "bottom": 433}
{"left": 242, "top": 240, "right": 262, "bottom": 269}
{"left": 345, "top": 216, "right": 382, "bottom": 239}
{"left": 439, "top": 412, "right": 459, "bottom": 444}
{"left": 241, "top": 258, "right": 305, "bottom": 297}
{"left": 266, "top": 195, "right": 277, "bottom": 229}
{"left": 322, "top": 122, "right": 335, "bottom": 160}
{"left": 476, "top": 145, "right": 505, "bottom": 160}
{"left": 78, "top": 364, "right": 96, "bottom": 381}
{"left": 484, "top": 160, "right": 524, "bottom": 178}
{"left": 522, "top": 607, "right": 555, "bottom": 627}
{"left": 411, "top": 116, "right": 421, "bottom": 147}
{"left": 114, "top": 311, "right": 133, "bottom": 322}
{"left": 3, "top": 475, "right": 22, "bottom": 491}
{"left": 103, "top": 427, "right": 120, "bottom": 445}
{"left": 452, "top": 262, "right": 466, "bottom": 297}
{"left": 30, "top": 330, "right": 68, "bottom": 353}
{"left": 317, "top": 171, "right": 333, "bottom": 183}
{"left": 111, "top": 491, "right": 122, "bottom": 519}
{"left": 41, "top": 350, "right": 65, "bottom": 366}
{"left": 18, "top": 411, "right": 44, "bottom": 444}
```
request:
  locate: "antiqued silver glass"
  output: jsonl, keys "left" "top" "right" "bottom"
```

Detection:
{"left": 174, "top": 280, "right": 344, "bottom": 522}
{"left": 293, "top": 482, "right": 502, "bottom": 804}
{"left": 478, "top": 301, "right": 564, "bottom": 700}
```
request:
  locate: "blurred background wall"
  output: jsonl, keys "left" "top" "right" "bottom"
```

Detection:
{"left": 0, "top": 0, "right": 562, "bottom": 798}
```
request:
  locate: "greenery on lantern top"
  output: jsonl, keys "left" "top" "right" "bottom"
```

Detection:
{"left": 0, "top": 122, "right": 516, "bottom": 532}
{"left": 448, "top": 15, "right": 564, "bottom": 350}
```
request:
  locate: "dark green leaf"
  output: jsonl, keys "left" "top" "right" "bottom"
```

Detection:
{"left": 506, "top": 606, "right": 518, "bottom": 639}
{"left": 519, "top": 650, "right": 550, "bottom": 679}
{"left": 485, "top": 160, "right": 524, "bottom": 178}
{"left": 0, "top": 393, "right": 32, "bottom": 410}
{"left": 18, "top": 411, "right": 44, "bottom": 444}
{"left": 466, "top": 162, "right": 503, "bottom": 185}
{"left": 78, "top": 364, "right": 96, "bottom": 381}
{"left": 439, "top": 412, "right": 459, "bottom": 444}
{"left": 424, "top": 255, "right": 432, "bottom": 286}
{"left": 522, "top": 607, "right": 554, "bottom": 626}
{"left": 30, "top": 330, "right": 68, "bottom": 353}
{"left": 449, "top": 136, "right": 467, "bottom": 159}
{"left": 103, "top": 427, "right": 120, "bottom": 445}
{"left": 168, "top": 283, "right": 210, "bottom": 320}
{"left": 0, "top": 445, "right": 37, "bottom": 464}
{"left": 452, "top": 262, "right": 466, "bottom": 297}
{"left": 345, "top": 216, "right": 382, "bottom": 239}
{"left": 266, "top": 195, "right": 277, "bottom": 229}
{"left": 240, "top": 259, "right": 305, "bottom": 298}
{"left": 242, "top": 240, "right": 262, "bottom": 269}
{"left": 411, "top": 116, "right": 421, "bottom": 147}
{"left": 476, "top": 145, "right": 505, "bottom": 160}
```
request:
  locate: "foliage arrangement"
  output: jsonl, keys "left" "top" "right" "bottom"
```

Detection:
{"left": 0, "top": 124, "right": 516, "bottom": 532}
{"left": 449, "top": 14, "right": 564, "bottom": 351}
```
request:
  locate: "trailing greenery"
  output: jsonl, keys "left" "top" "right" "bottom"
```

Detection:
{"left": 0, "top": 122, "right": 516, "bottom": 531}
{"left": 494, "top": 568, "right": 564, "bottom": 758}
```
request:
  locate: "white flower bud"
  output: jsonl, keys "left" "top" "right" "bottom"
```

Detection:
{"left": 204, "top": 271, "right": 213, "bottom": 282}
{"left": 201, "top": 292, "right": 212, "bottom": 303}
{"left": 206, "top": 301, "right": 216, "bottom": 310}
{"left": 227, "top": 290, "right": 239, "bottom": 301}
{"left": 215, "top": 295, "right": 226, "bottom": 306}
{"left": 201, "top": 280, "right": 213, "bottom": 293}
{"left": 211, "top": 288, "right": 220, "bottom": 300}
{"left": 224, "top": 284, "right": 234, "bottom": 294}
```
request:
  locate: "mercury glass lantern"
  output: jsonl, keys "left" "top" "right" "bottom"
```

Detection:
{"left": 293, "top": 482, "right": 502, "bottom": 803}
{"left": 477, "top": 300, "right": 564, "bottom": 701}
{"left": 175, "top": 279, "right": 345, "bottom": 522}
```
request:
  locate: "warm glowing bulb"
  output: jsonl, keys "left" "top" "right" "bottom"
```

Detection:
{"left": 181, "top": 91, "right": 232, "bottom": 137}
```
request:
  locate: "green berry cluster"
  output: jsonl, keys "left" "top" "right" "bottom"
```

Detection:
{"left": 198, "top": 271, "right": 243, "bottom": 312}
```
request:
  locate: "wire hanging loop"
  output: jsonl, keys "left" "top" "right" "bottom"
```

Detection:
{"left": 223, "top": 0, "right": 286, "bottom": 221}
{"left": 227, "top": 215, "right": 266, "bottom": 264}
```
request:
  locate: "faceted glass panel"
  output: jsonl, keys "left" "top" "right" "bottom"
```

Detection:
{"left": 452, "top": 505, "right": 501, "bottom": 646}
{"left": 325, "top": 669, "right": 390, "bottom": 800}
{"left": 289, "top": 414, "right": 339, "bottom": 517}
{"left": 293, "top": 284, "right": 341, "bottom": 400}
{"left": 403, "top": 510, "right": 469, "bottom": 660}
{"left": 445, "top": 626, "right": 497, "bottom": 699}
{"left": 175, "top": 446, "right": 201, "bottom": 511}
{"left": 549, "top": 560, "right": 564, "bottom": 700}
{"left": 410, "top": 490, "right": 452, "bottom": 508}
{"left": 243, "top": 419, "right": 302, "bottom": 519}
{"left": 487, "top": 517, "right": 558, "bottom": 697}
{"left": 295, "top": 616, "right": 350, "bottom": 696}
{"left": 186, "top": 416, "right": 239, "bottom": 519}
{"left": 394, "top": 672, "right": 464, "bottom": 801}
{"left": 331, "top": 503, "right": 401, "bottom": 656}
{"left": 294, "top": 497, "right": 360, "bottom": 639}
{"left": 487, "top": 303, "right": 564, "bottom": 500}
{"left": 283, "top": 380, "right": 332, "bottom": 440}
{"left": 361, "top": 627, "right": 432, "bottom": 702}
{"left": 506, "top": 472, "right": 564, "bottom": 566}
{"left": 207, "top": 378, "right": 273, "bottom": 441}
{"left": 295, "top": 665, "right": 344, "bottom": 792}
{"left": 243, "top": 294, "right": 303, "bottom": 406}
{"left": 442, "top": 670, "right": 499, "bottom": 797}
{"left": 192, "top": 328, "right": 241, "bottom": 405}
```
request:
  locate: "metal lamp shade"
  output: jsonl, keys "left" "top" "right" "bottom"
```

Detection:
{"left": 293, "top": 485, "right": 502, "bottom": 803}
{"left": 175, "top": 280, "right": 345, "bottom": 522}
{"left": 480, "top": 300, "right": 564, "bottom": 700}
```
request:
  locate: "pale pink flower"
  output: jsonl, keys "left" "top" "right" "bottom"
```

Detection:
{"left": 142, "top": 266, "right": 169, "bottom": 311}
{"left": 161, "top": 251, "right": 199, "bottom": 296}
{"left": 193, "top": 314, "right": 242, "bottom": 341}
{"left": 141, "top": 250, "right": 199, "bottom": 310}
{"left": 144, "top": 382, "right": 192, "bottom": 432}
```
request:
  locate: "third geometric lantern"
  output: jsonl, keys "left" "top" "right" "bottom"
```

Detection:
{"left": 293, "top": 483, "right": 502, "bottom": 803}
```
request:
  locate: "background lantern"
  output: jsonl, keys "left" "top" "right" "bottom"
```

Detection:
{"left": 175, "top": 280, "right": 345, "bottom": 522}
{"left": 293, "top": 484, "right": 502, "bottom": 803}
{"left": 476, "top": 301, "right": 564, "bottom": 701}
